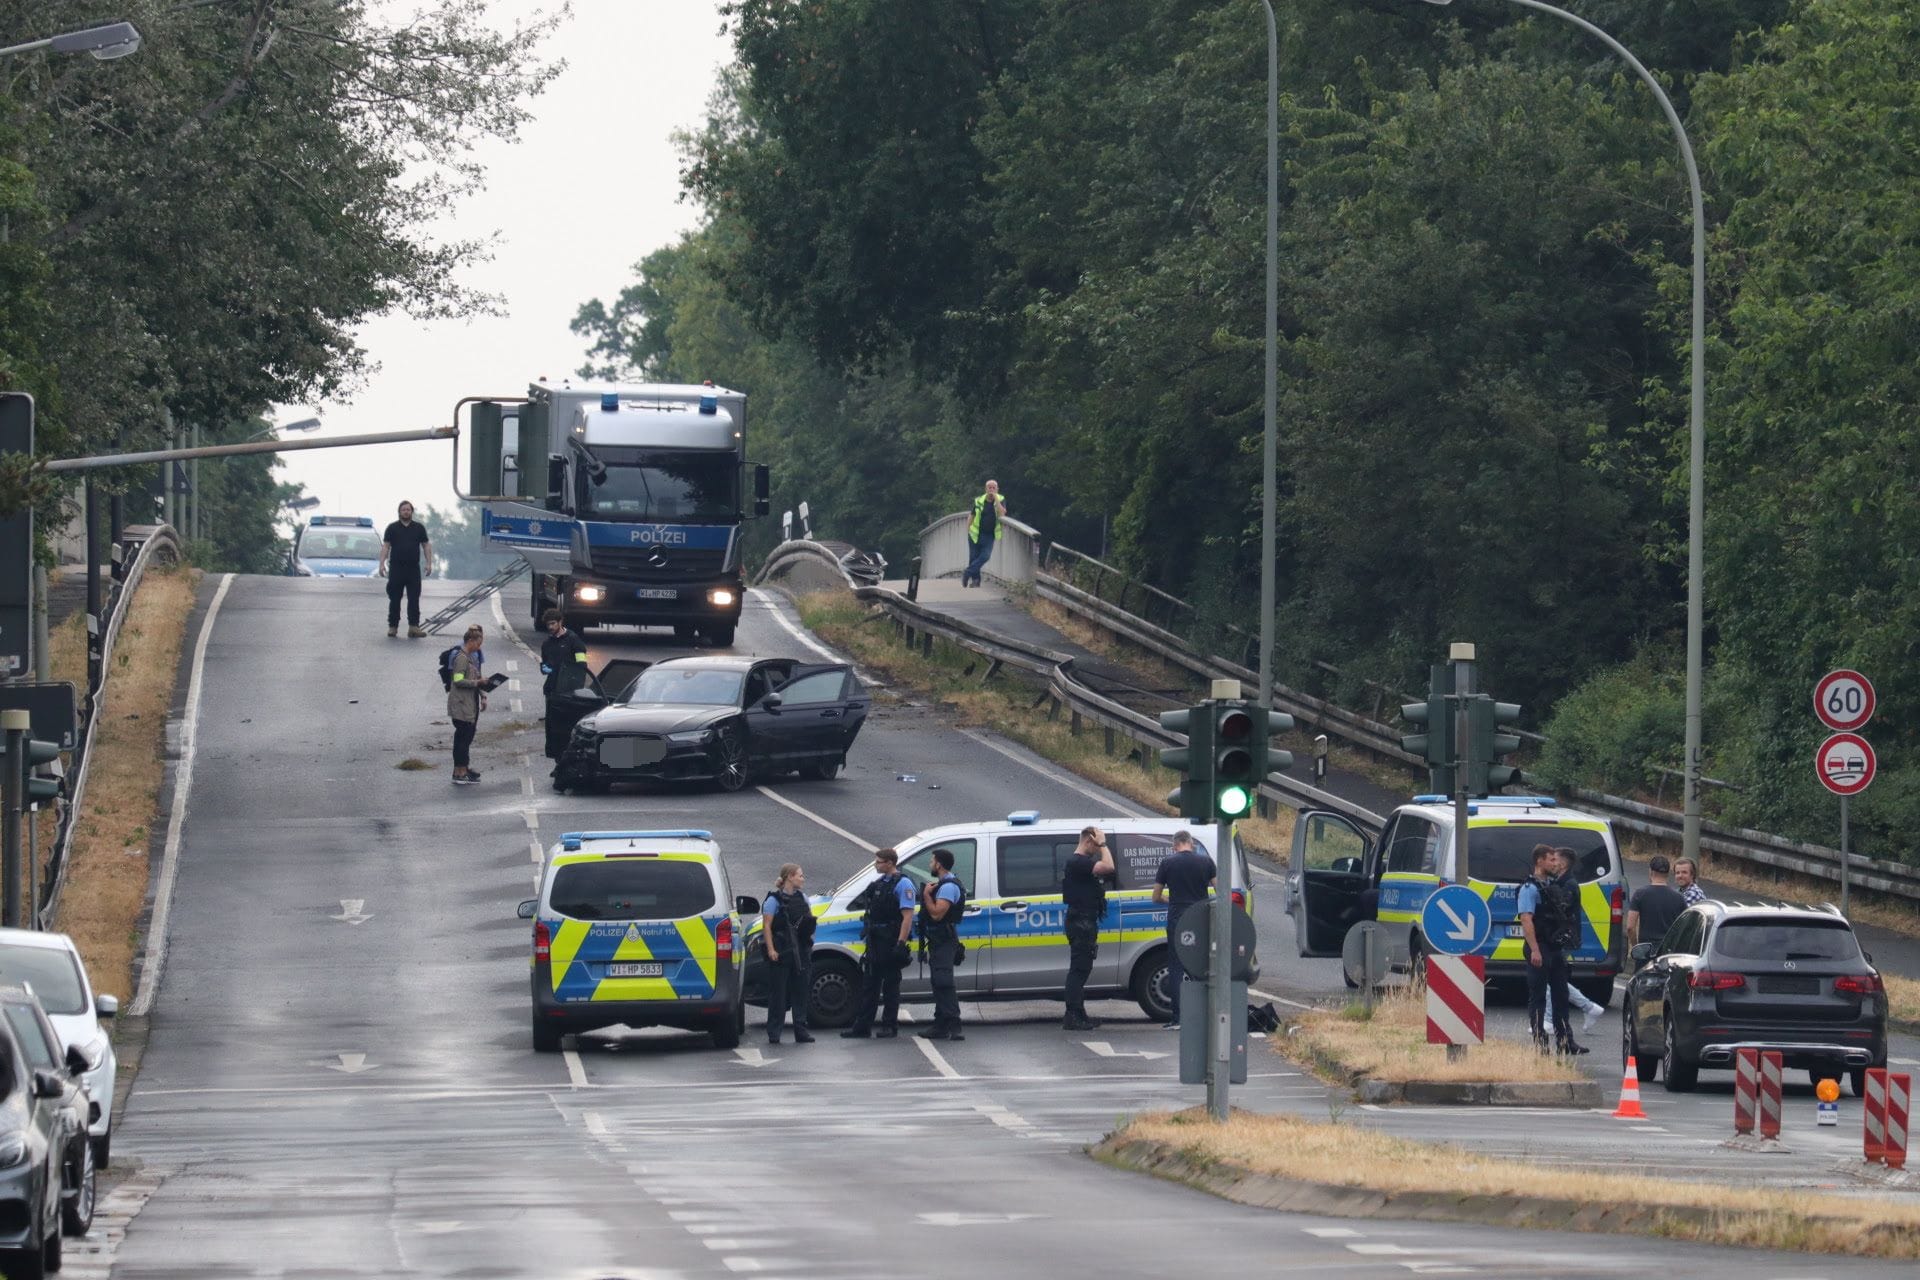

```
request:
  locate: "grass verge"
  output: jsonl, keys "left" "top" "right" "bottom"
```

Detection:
{"left": 1104, "top": 1110, "right": 1920, "bottom": 1258}
{"left": 56, "top": 567, "right": 198, "bottom": 1006}
{"left": 1279, "top": 983, "right": 1582, "bottom": 1085}
{"left": 795, "top": 590, "right": 1295, "bottom": 860}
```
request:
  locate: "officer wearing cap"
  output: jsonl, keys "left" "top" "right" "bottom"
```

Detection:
{"left": 842, "top": 848, "right": 917, "bottom": 1039}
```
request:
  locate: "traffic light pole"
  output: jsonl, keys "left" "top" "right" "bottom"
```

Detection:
{"left": 1, "top": 709, "right": 24, "bottom": 928}
{"left": 1448, "top": 644, "right": 1474, "bottom": 1063}
{"left": 1209, "top": 815, "right": 1233, "bottom": 1121}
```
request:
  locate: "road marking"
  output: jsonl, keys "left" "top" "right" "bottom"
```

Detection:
{"left": 703, "top": 1239, "right": 781, "bottom": 1251}
{"left": 754, "top": 785, "right": 877, "bottom": 852}
{"left": 521, "top": 773, "right": 534, "bottom": 796}
{"left": 956, "top": 727, "right": 1149, "bottom": 816}
{"left": 529, "top": 839, "right": 543, "bottom": 864}
{"left": 324, "top": 1053, "right": 376, "bottom": 1074}
{"left": 1892, "top": 1056, "right": 1920, "bottom": 1066}
{"left": 1252, "top": 988, "right": 1319, "bottom": 1011}
{"left": 1304, "top": 1227, "right": 1363, "bottom": 1238}
{"left": 914, "top": 1036, "right": 961, "bottom": 1079}
{"left": 1084, "top": 1039, "right": 1169, "bottom": 1061}
{"left": 919, "top": 1211, "right": 1046, "bottom": 1226}
{"left": 132, "top": 572, "right": 234, "bottom": 1018}
{"left": 972, "top": 1102, "right": 1033, "bottom": 1131}
{"left": 563, "top": 1048, "right": 589, "bottom": 1088}
{"left": 722, "top": 1260, "right": 766, "bottom": 1274}
{"left": 732, "top": 1047, "right": 772, "bottom": 1068}
{"left": 584, "top": 1112, "right": 610, "bottom": 1138}
{"left": 749, "top": 586, "right": 845, "bottom": 662}
{"left": 329, "top": 898, "right": 373, "bottom": 925}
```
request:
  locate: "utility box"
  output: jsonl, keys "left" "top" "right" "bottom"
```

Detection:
{"left": 1179, "top": 979, "right": 1248, "bottom": 1085}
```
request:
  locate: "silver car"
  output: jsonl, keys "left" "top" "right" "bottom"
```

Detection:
{"left": 0, "top": 931, "right": 117, "bottom": 1165}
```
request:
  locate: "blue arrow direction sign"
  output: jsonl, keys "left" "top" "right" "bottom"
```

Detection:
{"left": 1421, "top": 884, "right": 1492, "bottom": 957}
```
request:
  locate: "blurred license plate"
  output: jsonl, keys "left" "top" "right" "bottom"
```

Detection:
{"left": 1504, "top": 924, "right": 1526, "bottom": 938}
{"left": 635, "top": 588, "right": 678, "bottom": 600}
{"left": 606, "top": 962, "right": 663, "bottom": 978}
{"left": 600, "top": 737, "right": 666, "bottom": 768}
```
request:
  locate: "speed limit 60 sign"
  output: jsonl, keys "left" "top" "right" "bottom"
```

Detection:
{"left": 1815, "top": 669, "right": 1875, "bottom": 732}
{"left": 1816, "top": 732, "right": 1876, "bottom": 796}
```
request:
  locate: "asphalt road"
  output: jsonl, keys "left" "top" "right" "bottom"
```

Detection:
{"left": 98, "top": 574, "right": 1910, "bottom": 1278}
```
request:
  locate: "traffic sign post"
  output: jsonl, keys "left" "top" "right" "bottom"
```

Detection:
{"left": 1816, "top": 728, "right": 1876, "bottom": 917}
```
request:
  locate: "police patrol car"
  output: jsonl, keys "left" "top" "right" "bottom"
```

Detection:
{"left": 743, "top": 812, "right": 1254, "bottom": 1027}
{"left": 517, "top": 830, "right": 755, "bottom": 1052}
{"left": 287, "top": 515, "right": 382, "bottom": 577}
{"left": 1288, "top": 796, "right": 1625, "bottom": 1002}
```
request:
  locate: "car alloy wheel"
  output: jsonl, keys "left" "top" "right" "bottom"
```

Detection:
{"left": 62, "top": 1137, "right": 94, "bottom": 1236}
{"left": 712, "top": 727, "right": 748, "bottom": 793}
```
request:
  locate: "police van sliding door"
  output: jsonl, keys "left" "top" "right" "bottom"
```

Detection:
{"left": 981, "top": 833, "right": 1082, "bottom": 994}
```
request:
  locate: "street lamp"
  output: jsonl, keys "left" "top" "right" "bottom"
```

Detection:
{"left": 284, "top": 496, "right": 321, "bottom": 513}
{"left": 1409, "top": 0, "right": 1707, "bottom": 863}
{"left": 247, "top": 417, "right": 323, "bottom": 443}
{"left": 0, "top": 21, "right": 143, "bottom": 60}
{"left": 1256, "top": 1, "right": 1279, "bottom": 725}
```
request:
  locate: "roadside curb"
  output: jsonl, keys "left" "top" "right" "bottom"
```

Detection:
{"left": 1092, "top": 1135, "right": 1920, "bottom": 1254}
{"left": 1279, "top": 1021, "right": 1600, "bottom": 1108}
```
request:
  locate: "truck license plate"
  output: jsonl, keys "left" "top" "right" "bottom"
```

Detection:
{"left": 606, "top": 962, "right": 663, "bottom": 978}
{"left": 635, "top": 588, "right": 678, "bottom": 600}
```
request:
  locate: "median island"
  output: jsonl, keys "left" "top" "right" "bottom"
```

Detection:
{"left": 1097, "top": 1110, "right": 1920, "bottom": 1259}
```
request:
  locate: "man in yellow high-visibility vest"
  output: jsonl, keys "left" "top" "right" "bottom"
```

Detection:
{"left": 963, "top": 479, "right": 1006, "bottom": 587}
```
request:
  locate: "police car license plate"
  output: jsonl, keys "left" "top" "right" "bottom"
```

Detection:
{"left": 606, "top": 962, "right": 664, "bottom": 978}
{"left": 635, "top": 588, "right": 678, "bottom": 600}
{"left": 600, "top": 736, "right": 666, "bottom": 768}
{"left": 1504, "top": 924, "right": 1526, "bottom": 938}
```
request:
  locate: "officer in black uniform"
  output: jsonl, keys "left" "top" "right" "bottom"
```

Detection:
{"left": 1061, "top": 825, "right": 1115, "bottom": 1031}
{"left": 538, "top": 609, "right": 591, "bottom": 759}
{"left": 763, "top": 863, "right": 817, "bottom": 1045}
{"left": 841, "top": 847, "right": 917, "bottom": 1039}
{"left": 917, "top": 848, "right": 967, "bottom": 1041}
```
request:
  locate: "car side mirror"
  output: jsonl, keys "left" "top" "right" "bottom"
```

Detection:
{"left": 1863, "top": 950, "right": 1873, "bottom": 964}
{"left": 94, "top": 995, "right": 118, "bottom": 1019}
{"left": 31, "top": 1070, "right": 62, "bottom": 1100}
{"left": 735, "top": 895, "right": 762, "bottom": 916}
{"left": 517, "top": 899, "right": 538, "bottom": 920}
{"left": 65, "top": 1045, "right": 92, "bottom": 1076}
{"left": 1629, "top": 942, "right": 1657, "bottom": 963}
{"left": 761, "top": 692, "right": 783, "bottom": 711}
{"left": 1330, "top": 856, "right": 1360, "bottom": 874}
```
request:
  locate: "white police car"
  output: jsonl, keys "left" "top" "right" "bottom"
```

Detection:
{"left": 288, "top": 515, "right": 381, "bottom": 577}
{"left": 745, "top": 811, "right": 1254, "bottom": 1026}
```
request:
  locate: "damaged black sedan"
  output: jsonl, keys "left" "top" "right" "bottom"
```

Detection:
{"left": 553, "top": 656, "right": 867, "bottom": 794}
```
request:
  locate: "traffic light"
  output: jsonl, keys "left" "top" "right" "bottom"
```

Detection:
{"left": 1399, "top": 664, "right": 1453, "bottom": 795}
{"left": 1212, "top": 701, "right": 1258, "bottom": 819}
{"left": 1467, "top": 697, "right": 1524, "bottom": 795}
{"left": 23, "top": 738, "right": 60, "bottom": 805}
{"left": 1157, "top": 702, "right": 1214, "bottom": 821}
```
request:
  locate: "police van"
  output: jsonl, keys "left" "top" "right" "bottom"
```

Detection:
{"left": 744, "top": 812, "right": 1254, "bottom": 1027}
{"left": 517, "top": 830, "right": 756, "bottom": 1052}
{"left": 1288, "top": 796, "right": 1625, "bottom": 1003}
{"left": 287, "top": 515, "right": 382, "bottom": 577}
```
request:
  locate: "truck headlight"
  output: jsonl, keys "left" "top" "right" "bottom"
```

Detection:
{"left": 707, "top": 588, "right": 736, "bottom": 607}
{"left": 575, "top": 584, "right": 606, "bottom": 605}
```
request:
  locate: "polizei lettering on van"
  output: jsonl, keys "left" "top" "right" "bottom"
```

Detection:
{"left": 629, "top": 526, "right": 691, "bottom": 545}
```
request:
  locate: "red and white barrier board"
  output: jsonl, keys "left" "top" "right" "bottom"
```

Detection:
{"left": 1734, "top": 1048, "right": 1783, "bottom": 1138}
{"left": 1425, "top": 954, "right": 1485, "bottom": 1046}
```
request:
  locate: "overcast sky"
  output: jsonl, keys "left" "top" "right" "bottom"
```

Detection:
{"left": 274, "top": 0, "right": 730, "bottom": 526}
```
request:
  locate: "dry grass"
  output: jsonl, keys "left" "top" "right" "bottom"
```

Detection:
{"left": 1281, "top": 982, "right": 1583, "bottom": 1084}
{"left": 55, "top": 568, "right": 198, "bottom": 1007}
{"left": 797, "top": 591, "right": 1295, "bottom": 861}
{"left": 1116, "top": 1109, "right": 1920, "bottom": 1258}
{"left": 1884, "top": 971, "right": 1920, "bottom": 1029}
{"left": 396, "top": 758, "right": 435, "bottom": 771}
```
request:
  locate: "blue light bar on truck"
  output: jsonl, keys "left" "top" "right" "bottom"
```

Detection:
{"left": 600, "top": 393, "right": 619, "bottom": 411}
{"left": 698, "top": 395, "right": 717, "bottom": 415}
{"left": 1006, "top": 810, "right": 1041, "bottom": 825}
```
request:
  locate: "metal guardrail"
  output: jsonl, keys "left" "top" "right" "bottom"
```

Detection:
{"left": 40, "top": 523, "right": 184, "bottom": 927}
{"left": 1033, "top": 548, "right": 1920, "bottom": 904}
{"left": 758, "top": 541, "right": 1384, "bottom": 833}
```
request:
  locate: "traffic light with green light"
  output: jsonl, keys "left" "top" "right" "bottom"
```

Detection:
{"left": 1211, "top": 701, "right": 1259, "bottom": 820}
{"left": 1399, "top": 664, "right": 1453, "bottom": 794}
{"left": 1157, "top": 702, "right": 1214, "bottom": 821}
{"left": 1467, "top": 697, "right": 1524, "bottom": 795}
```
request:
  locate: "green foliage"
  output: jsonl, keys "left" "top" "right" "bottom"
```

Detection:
{"left": 419, "top": 503, "right": 518, "bottom": 580}
{"left": 1534, "top": 655, "right": 1684, "bottom": 797}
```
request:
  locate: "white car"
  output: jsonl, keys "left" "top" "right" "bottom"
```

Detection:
{"left": 0, "top": 930, "right": 117, "bottom": 1164}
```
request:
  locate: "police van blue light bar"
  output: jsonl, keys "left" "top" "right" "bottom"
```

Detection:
{"left": 1412, "top": 794, "right": 1447, "bottom": 804}
{"left": 559, "top": 829, "right": 715, "bottom": 851}
{"left": 310, "top": 515, "right": 376, "bottom": 527}
{"left": 1006, "top": 810, "right": 1041, "bottom": 825}
{"left": 698, "top": 395, "right": 718, "bottom": 415}
{"left": 600, "top": 393, "right": 619, "bottom": 411}
{"left": 1477, "top": 796, "right": 1557, "bottom": 807}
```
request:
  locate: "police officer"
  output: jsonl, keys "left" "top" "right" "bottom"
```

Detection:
{"left": 1151, "top": 830, "right": 1216, "bottom": 1030}
{"left": 539, "top": 609, "right": 590, "bottom": 759}
{"left": 1061, "top": 825, "right": 1114, "bottom": 1031}
{"left": 917, "top": 849, "right": 967, "bottom": 1041}
{"left": 763, "top": 863, "right": 816, "bottom": 1045}
{"left": 842, "top": 848, "right": 917, "bottom": 1040}
{"left": 1518, "top": 845, "right": 1585, "bottom": 1055}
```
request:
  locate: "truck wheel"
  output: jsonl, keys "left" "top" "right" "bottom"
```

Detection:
{"left": 705, "top": 625, "right": 735, "bottom": 647}
{"left": 673, "top": 625, "right": 696, "bottom": 642}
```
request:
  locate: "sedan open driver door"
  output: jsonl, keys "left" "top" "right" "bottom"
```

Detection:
{"left": 1289, "top": 811, "right": 1375, "bottom": 957}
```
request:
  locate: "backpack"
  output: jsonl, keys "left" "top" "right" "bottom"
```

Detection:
{"left": 437, "top": 645, "right": 461, "bottom": 692}
{"left": 1535, "top": 876, "right": 1581, "bottom": 951}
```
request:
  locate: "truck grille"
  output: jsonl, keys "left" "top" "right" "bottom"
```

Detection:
{"left": 587, "top": 545, "right": 729, "bottom": 580}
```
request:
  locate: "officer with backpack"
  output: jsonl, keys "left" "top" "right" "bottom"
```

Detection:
{"left": 442, "top": 624, "right": 488, "bottom": 785}
{"left": 842, "top": 848, "right": 917, "bottom": 1040}
{"left": 1518, "top": 844, "right": 1587, "bottom": 1055}
{"left": 917, "top": 848, "right": 967, "bottom": 1041}
{"left": 762, "top": 863, "right": 816, "bottom": 1045}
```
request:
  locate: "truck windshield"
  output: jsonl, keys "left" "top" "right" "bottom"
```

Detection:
{"left": 584, "top": 452, "right": 737, "bottom": 521}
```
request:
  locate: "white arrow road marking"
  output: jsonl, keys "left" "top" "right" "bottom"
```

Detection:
{"left": 732, "top": 1047, "right": 772, "bottom": 1068}
{"left": 1434, "top": 897, "right": 1478, "bottom": 942}
{"left": 1084, "top": 1040, "right": 1170, "bottom": 1061}
{"left": 917, "top": 1212, "right": 1046, "bottom": 1227}
{"left": 325, "top": 1053, "right": 377, "bottom": 1074}
{"left": 329, "top": 899, "right": 372, "bottom": 925}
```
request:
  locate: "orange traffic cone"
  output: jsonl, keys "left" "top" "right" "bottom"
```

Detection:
{"left": 1611, "top": 1056, "right": 1648, "bottom": 1119}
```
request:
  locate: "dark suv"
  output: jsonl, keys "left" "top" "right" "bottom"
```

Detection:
{"left": 1623, "top": 901, "right": 1888, "bottom": 1095}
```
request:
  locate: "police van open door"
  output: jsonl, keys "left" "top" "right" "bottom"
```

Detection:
{"left": 1288, "top": 811, "right": 1376, "bottom": 957}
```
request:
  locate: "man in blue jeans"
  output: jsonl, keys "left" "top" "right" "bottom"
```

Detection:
{"left": 1152, "top": 830, "right": 1217, "bottom": 1030}
{"left": 962, "top": 480, "right": 1006, "bottom": 587}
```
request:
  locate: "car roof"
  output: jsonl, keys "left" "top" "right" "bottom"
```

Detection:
{"left": 0, "top": 929, "right": 76, "bottom": 954}
{"left": 1697, "top": 900, "right": 1853, "bottom": 924}
{"left": 649, "top": 656, "right": 778, "bottom": 673}
{"left": 1397, "top": 795, "right": 1615, "bottom": 827}
{"left": 899, "top": 813, "right": 1206, "bottom": 847}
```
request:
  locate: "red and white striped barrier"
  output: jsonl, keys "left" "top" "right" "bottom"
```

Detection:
{"left": 1733, "top": 1048, "right": 1784, "bottom": 1139}
{"left": 1865, "top": 1068, "right": 1888, "bottom": 1163}
{"left": 1424, "top": 954, "right": 1485, "bottom": 1046}
{"left": 1888, "top": 1072, "right": 1911, "bottom": 1170}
